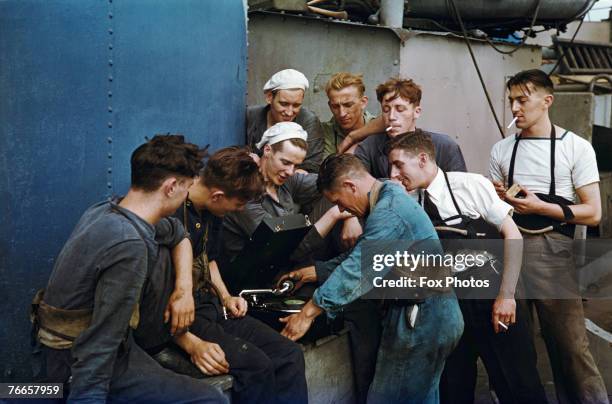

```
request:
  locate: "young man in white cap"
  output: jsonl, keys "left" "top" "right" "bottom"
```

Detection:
{"left": 225, "top": 122, "right": 352, "bottom": 261}
{"left": 246, "top": 68, "right": 324, "bottom": 173}
{"left": 225, "top": 123, "right": 383, "bottom": 404}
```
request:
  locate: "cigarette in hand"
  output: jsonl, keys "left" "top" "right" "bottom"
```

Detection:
{"left": 497, "top": 320, "right": 508, "bottom": 330}
{"left": 507, "top": 117, "right": 518, "bottom": 129}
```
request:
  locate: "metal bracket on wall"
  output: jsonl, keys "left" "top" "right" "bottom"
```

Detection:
{"left": 554, "top": 36, "right": 612, "bottom": 75}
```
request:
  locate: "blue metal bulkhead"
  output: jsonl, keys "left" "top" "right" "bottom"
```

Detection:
{"left": 0, "top": 0, "right": 247, "bottom": 380}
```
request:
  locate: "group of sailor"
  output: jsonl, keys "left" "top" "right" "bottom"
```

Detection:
{"left": 32, "top": 67, "right": 608, "bottom": 404}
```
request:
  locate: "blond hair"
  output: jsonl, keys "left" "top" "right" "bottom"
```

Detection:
{"left": 325, "top": 72, "right": 366, "bottom": 97}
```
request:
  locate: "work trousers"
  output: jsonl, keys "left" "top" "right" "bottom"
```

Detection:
{"left": 137, "top": 246, "right": 306, "bottom": 404}
{"left": 311, "top": 198, "right": 383, "bottom": 404}
{"left": 367, "top": 294, "right": 464, "bottom": 404}
{"left": 189, "top": 295, "right": 308, "bottom": 404}
{"left": 342, "top": 299, "right": 382, "bottom": 404}
{"left": 523, "top": 232, "right": 608, "bottom": 404}
{"left": 531, "top": 298, "right": 609, "bottom": 404}
{"left": 440, "top": 299, "right": 547, "bottom": 404}
{"left": 41, "top": 335, "right": 227, "bottom": 404}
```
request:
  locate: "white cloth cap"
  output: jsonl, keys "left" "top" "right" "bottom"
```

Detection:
{"left": 256, "top": 122, "right": 308, "bottom": 149}
{"left": 263, "top": 69, "right": 309, "bottom": 92}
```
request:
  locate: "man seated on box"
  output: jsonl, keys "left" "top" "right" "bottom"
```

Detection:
{"left": 140, "top": 146, "right": 308, "bottom": 404}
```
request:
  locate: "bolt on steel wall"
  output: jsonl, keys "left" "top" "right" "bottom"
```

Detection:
{"left": 0, "top": 0, "right": 247, "bottom": 380}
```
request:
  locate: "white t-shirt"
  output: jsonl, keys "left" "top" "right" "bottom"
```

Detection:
{"left": 488, "top": 128, "right": 599, "bottom": 203}
{"left": 424, "top": 169, "right": 513, "bottom": 231}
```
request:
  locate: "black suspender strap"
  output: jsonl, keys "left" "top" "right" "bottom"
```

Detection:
{"left": 442, "top": 170, "right": 463, "bottom": 216}
{"left": 419, "top": 170, "right": 463, "bottom": 225}
{"left": 507, "top": 134, "right": 521, "bottom": 189}
{"left": 507, "top": 124, "right": 556, "bottom": 195}
{"left": 507, "top": 126, "right": 575, "bottom": 224}
{"left": 549, "top": 126, "right": 556, "bottom": 195}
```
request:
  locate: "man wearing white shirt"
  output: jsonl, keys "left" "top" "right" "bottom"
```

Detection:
{"left": 389, "top": 131, "right": 547, "bottom": 404}
{"left": 489, "top": 69, "right": 607, "bottom": 404}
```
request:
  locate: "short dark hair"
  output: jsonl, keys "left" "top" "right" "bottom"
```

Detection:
{"left": 131, "top": 134, "right": 206, "bottom": 192}
{"left": 270, "top": 138, "right": 308, "bottom": 153}
{"left": 387, "top": 129, "right": 436, "bottom": 160}
{"left": 317, "top": 153, "right": 367, "bottom": 192}
{"left": 506, "top": 69, "right": 554, "bottom": 95}
{"left": 201, "top": 146, "right": 264, "bottom": 201}
{"left": 376, "top": 77, "right": 422, "bottom": 105}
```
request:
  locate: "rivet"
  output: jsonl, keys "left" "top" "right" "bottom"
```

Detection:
{"left": 108, "top": 44, "right": 113, "bottom": 50}
{"left": 107, "top": 168, "right": 112, "bottom": 173}
{"left": 107, "top": 122, "right": 113, "bottom": 128}
{"left": 108, "top": 91, "right": 113, "bottom": 97}
{"left": 107, "top": 182, "right": 112, "bottom": 188}
{"left": 108, "top": 106, "right": 113, "bottom": 112}
{"left": 108, "top": 59, "right": 113, "bottom": 66}
{"left": 107, "top": 137, "right": 113, "bottom": 143}
{"left": 108, "top": 28, "right": 113, "bottom": 35}
{"left": 108, "top": 153, "right": 112, "bottom": 158}
{"left": 108, "top": 12, "right": 113, "bottom": 19}
{"left": 108, "top": 76, "right": 113, "bottom": 82}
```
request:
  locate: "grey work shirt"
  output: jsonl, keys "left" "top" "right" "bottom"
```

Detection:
{"left": 222, "top": 173, "right": 322, "bottom": 261}
{"left": 44, "top": 200, "right": 186, "bottom": 401}
{"left": 355, "top": 129, "right": 467, "bottom": 178}
{"left": 246, "top": 104, "right": 325, "bottom": 173}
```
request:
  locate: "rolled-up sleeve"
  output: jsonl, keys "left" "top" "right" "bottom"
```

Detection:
{"left": 488, "top": 142, "right": 505, "bottom": 184}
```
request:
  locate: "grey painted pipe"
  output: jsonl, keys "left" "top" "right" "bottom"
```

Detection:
{"left": 405, "top": 0, "right": 595, "bottom": 21}
{"left": 380, "top": 0, "right": 404, "bottom": 28}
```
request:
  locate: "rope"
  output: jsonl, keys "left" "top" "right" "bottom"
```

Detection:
{"left": 447, "top": 0, "right": 506, "bottom": 138}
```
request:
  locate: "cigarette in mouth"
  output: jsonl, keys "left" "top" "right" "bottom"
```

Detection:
{"left": 497, "top": 320, "right": 508, "bottom": 330}
{"left": 507, "top": 117, "right": 518, "bottom": 129}
{"left": 385, "top": 126, "right": 393, "bottom": 132}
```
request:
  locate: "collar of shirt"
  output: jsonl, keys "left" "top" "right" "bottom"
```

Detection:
{"left": 110, "top": 198, "right": 156, "bottom": 240}
{"left": 328, "top": 110, "right": 376, "bottom": 138}
{"left": 183, "top": 199, "right": 220, "bottom": 257}
{"left": 263, "top": 185, "right": 299, "bottom": 214}
{"left": 424, "top": 167, "right": 446, "bottom": 205}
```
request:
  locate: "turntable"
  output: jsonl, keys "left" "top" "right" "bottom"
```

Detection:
{"left": 239, "top": 280, "right": 343, "bottom": 343}
{"left": 223, "top": 215, "right": 343, "bottom": 342}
